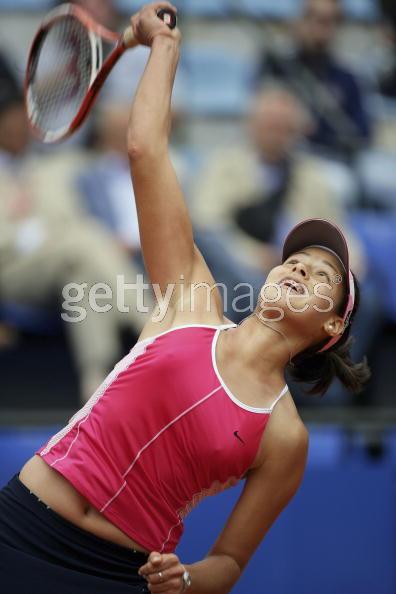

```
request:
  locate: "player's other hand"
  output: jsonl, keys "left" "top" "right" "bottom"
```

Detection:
{"left": 138, "top": 551, "right": 187, "bottom": 593}
{"left": 131, "top": 2, "right": 181, "bottom": 47}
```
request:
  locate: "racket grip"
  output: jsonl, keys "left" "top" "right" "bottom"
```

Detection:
{"left": 122, "top": 27, "right": 139, "bottom": 49}
{"left": 122, "top": 9, "right": 177, "bottom": 49}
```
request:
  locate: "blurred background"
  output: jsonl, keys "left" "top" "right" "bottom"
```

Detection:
{"left": 0, "top": 1, "right": 396, "bottom": 593}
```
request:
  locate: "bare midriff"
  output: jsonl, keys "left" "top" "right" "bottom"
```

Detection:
{"left": 18, "top": 454, "right": 150, "bottom": 554}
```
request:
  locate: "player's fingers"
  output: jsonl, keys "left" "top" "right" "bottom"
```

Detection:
{"left": 130, "top": 3, "right": 178, "bottom": 45}
{"left": 130, "top": 13, "right": 140, "bottom": 37}
{"left": 146, "top": 563, "right": 184, "bottom": 583}
{"left": 148, "top": 576, "right": 184, "bottom": 593}
{"left": 138, "top": 553, "right": 180, "bottom": 576}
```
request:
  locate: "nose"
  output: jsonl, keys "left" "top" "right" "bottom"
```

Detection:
{"left": 292, "top": 261, "right": 308, "bottom": 278}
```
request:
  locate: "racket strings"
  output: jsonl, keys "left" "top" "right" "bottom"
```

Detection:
{"left": 28, "top": 16, "right": 94, "bottom": 136}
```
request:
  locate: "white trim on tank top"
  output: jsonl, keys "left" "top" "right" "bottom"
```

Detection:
{"left": 135, "top": 322, "right": 237, "bottom": 347}
{"left": 211, "top": 327, "right": 289, "bottom": 414}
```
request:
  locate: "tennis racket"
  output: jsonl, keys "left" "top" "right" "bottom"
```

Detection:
{"left": 24, "top": 2, "right": 177, "bottom": 143}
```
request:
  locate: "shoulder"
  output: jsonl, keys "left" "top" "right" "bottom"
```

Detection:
{"left": 257, "top": 395, "right": 309, "bottom": 475}
{"left": 245, "top": 404, "right": 308, "bottom": 503}
{"left": 269, "top": 409, "right": 308, "bottom": 458}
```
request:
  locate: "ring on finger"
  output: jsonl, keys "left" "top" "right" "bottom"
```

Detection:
{"left": 158, "top": 571, "right": 163, "bottom": 582}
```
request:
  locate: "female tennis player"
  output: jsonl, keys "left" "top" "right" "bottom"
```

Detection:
{"left": 0, "top": 3, "right": 370, "bottom": 593}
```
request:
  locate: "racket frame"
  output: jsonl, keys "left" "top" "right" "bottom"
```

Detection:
{"left": 25, "top": 3, "right": 134, "bottom": 143}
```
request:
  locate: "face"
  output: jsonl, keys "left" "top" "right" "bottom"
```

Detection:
{"left": 249, "top": 93, "right": 305, "bottom": 162}
{"left": 299, "top": 0, "right": 341, "bottom": 52}
{"left": 256, "top": 246, "right": 346, "bottom": 346}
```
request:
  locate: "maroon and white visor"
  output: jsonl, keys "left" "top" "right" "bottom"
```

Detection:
{"left": 281, "top": 218, "right": 355, "bottom": 352}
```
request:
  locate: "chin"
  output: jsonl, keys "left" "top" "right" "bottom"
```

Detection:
{"left": 256, "top": 290, "right": 311, "bottom": 321}
{"left": 258, "top": 297, "right": 328, "bottom": 338}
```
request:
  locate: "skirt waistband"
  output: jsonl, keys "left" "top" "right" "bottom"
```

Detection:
{"left": 0, "top": 472, "right": 149, "bottom": 585}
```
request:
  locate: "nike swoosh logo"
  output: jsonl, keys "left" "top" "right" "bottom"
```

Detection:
{"left": 234, "top": 431, "right": 245, "bottom": 445}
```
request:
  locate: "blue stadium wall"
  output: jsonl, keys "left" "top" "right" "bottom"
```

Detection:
{"left": 0, "top": 426, "right": 395, "bottom": 594}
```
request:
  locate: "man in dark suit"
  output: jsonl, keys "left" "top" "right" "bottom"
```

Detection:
{"left": 257, "top": 0, "right": 372, "bottom": 159}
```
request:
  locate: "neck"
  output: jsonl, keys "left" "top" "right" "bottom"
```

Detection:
{"left": 225, "top": 312, "right": 305, "bottom": 380}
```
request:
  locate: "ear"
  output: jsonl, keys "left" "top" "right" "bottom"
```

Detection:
{"left": 323, "top": 316, "right": 344, "bottom": 338}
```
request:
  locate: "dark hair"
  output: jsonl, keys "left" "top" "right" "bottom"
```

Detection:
{"left": 288, "top": 272, "right": 371, "bottom": 396}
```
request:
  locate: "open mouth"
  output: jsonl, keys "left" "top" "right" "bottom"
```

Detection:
{"left": 279, "top": 278, "right": 306, "bottom": 295}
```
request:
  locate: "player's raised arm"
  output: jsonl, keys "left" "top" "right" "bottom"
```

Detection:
{"left": 127, "top": 3, "right": 195, "bottom": 295}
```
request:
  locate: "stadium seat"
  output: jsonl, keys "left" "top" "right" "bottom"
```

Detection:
{"left": 341, "top": 0, "right": 380, "bottom": 21}
{"left": 181, "top": 44, "right": 255, "bottom": 116}
{"left": 178, "top": 0, "right": 231, "bottom": 18}
{"left": 388, "top": 430, "right": 396, "bottom": 466}
{"left": 0, "top": 0, "right": 51, "bottom": 8}
{"left": 349, "top": 211, "right": 396, "bottom": 321}
{"left": 235, "top": 0, "right": 302, "bottom": 20}
{"left": 117, "top": 0, "right": 230, "bottom": 18}
{"left": 117, "top": 0, "right": 180, "bottom": 15}
{"left": 116, "top": 0, "right": 157, "bottom": 14}
{"left": 356, "top": 149, "right": 396, "bottom": 210}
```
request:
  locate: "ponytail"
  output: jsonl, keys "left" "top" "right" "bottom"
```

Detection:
{"left": 287, "top": 273, "right": 371, "bottom": 396}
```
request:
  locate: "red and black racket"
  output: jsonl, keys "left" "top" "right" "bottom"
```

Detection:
{"left": 24, "top": 3, "right": 177, "bottom": 143}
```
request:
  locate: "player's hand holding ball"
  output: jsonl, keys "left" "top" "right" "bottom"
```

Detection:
{"left": 138, "top": 551, "right": 191, "bottom": 593}
{"left": 131, "top": 2, "right": 181, "bottom": 47}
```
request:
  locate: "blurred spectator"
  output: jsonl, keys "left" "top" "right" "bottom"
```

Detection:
{"left": 77, "top": 97, "right": 264, "bottom": 323}
{"left": 191, "top": 86, "right": 365, "bottom": 277}
{"left": 0, "top": 77, "right": 148, "bottom": 403}
{"left": 77, "top": 102, "right": 142, "bottom": 260}
{"left": 256, "top": 0, "right": 371, "bottom": 159}
{"left": 378, "top": 0, "right": 396, "bottom": 98}
{"left": 191, "top": 86, "right": 383, "bottom": 403}
{"left": 76, "top": 100, "right": 187, "bottom": 270}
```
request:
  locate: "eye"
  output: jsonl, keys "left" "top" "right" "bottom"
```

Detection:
{"left": 288, "top": 259, "right": 298, "bottom": 264}
{"left": 318, "top": 271, "right": 331, "bottom": 282}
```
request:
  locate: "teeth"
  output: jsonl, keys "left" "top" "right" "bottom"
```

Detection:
{"left": 280, "top": 280, "right": 303, "bottom": 294}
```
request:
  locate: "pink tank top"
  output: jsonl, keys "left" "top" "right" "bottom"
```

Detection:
{"left": 35, "top": 324, "right": 289, "bottom": 553}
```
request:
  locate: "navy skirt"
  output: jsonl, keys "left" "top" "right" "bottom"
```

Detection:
{"left": 0, "top": 473, "right": 150, "bottom": 593}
